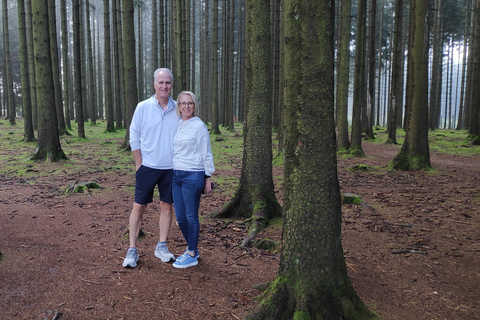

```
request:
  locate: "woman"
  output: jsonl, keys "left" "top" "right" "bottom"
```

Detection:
{"left": 172, "top": 91, "right": 215, "bottom": 269}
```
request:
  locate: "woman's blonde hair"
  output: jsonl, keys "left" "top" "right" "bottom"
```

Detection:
{"left": 176, "top": 91, "right": 200, "bottom": 117}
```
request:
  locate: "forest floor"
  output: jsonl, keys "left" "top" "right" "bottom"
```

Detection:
{"left": 0, "top": 121, "right": 479, "bottom": 320}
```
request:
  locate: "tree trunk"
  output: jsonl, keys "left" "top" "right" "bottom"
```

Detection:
{"left": 122, "top": 0, "right": 139, "bottom": 150}
{"left": 390, "top": 0, "right": 431, "bottom": 170}
{"left": 336, "top": 0, "right": 351, "bottom": 151}
{"left": 211, "top": 0, "right": 221, "bottom": 134}
{"left": 26, "top": 0, "right": 38, "bottom": 129}
{"left": 18, "top": 0, "right": 35, "bottom": 141}
{"left": 30, "top": 0, "right": 67, "bottom": 162}
{"left": 112, "top": 0, "right": 123, "bottom": 129}
{"left": 104, "top": 0, "right": 115, "bottom": 132}
{"left": 468, "top": 0, "right": 480, "bottom": 143}
{"left": 200, "top": 0, "right": 210, "bottom": 121}
{"left": 464, "top": 0, "right": 477, "bottom": 129}
{"left": 365, "top": 0, "right": 377, "bottom": 140}
{"left": 48, "top": 0, "right": 67, "bottom": 135}
{"left": 2, "top": 0, "right": 15, "bottom": 125}
{"left": 456, "top": 0, "right": 470, "bottom": 130}
{"left": 272, "top": 0, "right": 281, "bottom": 133}
{"left": 86, "top": 0, "right": 96, "bottom": 125}
{"left": 429, "top": 0, "right": 443, "bottom": 130}
{"left": 137, "top": 6, "right": 144, "bottom": 99}
{"left": 350, "top": 0, "right": 367, "bottom": 156}
{"left": 151, "top": 0, "right": 158, "bottom": 79}
{"left": 73, "top": 0, "right": 85, "bottom": 138}
{"left": 246, "top": 1, "right": 372, "bottom": 318}
{"left": 210, "top": 0, "right": 281, "bottom": 248}
{"left": 387, "top": 0, "right": 404, "bottom": 144}
{"left": 60, "top": 0, "right": 71, "bottom": 130}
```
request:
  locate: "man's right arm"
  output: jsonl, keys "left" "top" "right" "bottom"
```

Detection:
{"left": 132, "top": 149, "right": 142, "bottom": 171}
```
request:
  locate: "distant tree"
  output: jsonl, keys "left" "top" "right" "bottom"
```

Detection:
{"left": 200, "top": 0, "right": 210, "bottom": 120}
{"left": 464, "top": 0, "right": 477, "bottom": 129}
{"left": 30, "top": 0, "right": 67, "bottom": 162}
{"left": 211, "top": 0, "right": 220, "bottom": 134}
{"left": 122, "top": 0, "right": 138, "bottom": 150}
{"left": 390, "top": 0, "right": 431, "bottom": 170}
{"left": 386, "top": 0, "right": 404, "bottom": 144}
{"left": 224, "top": 0, "right": 235, "bottom": 131}
{"left": 86, "top": 0, "right": 96, "bottom": 125}
{"left": 469, "top": 0, "right": 480, "bottom": 144}
{"left": 73, "top": 0, "right": 85, "bottom": 138}
{"left": 60, "top": 0, "right": 71, "bottom": 130}
{"left": 18, "top": 0, "right": 34, "bottom": 141}
{"left": 136, "top": 2, "right": 145, "bottom": 99}
{"left": 429, "top": 0, "right": 444, "bottom": 130}
{"left": 48, "top": 0, "right": 67, "bottom": 135}
{"left": 159, "top": 0, "right": 166, "bottom": 67}
{"left": 456, "top": 0, "right": 470, "bottom": 130}
{"left": 2, "top": 0, "right": 15, "bottom": 125}
{"left": 350, "top": 0, "right": 367, "bottom": 156}
{"left": 25, "top": 0, "right": 38, "bottom": 129}
{"left": 211, "top": 0, "right": 281, "bottom": 247}
{"left": 365, "top": 0, "right": 377, "bottom": 140}
{"left": 104, "top": 0, "right": 115, "bottom": 133}
{"left": 245, "top": 0, "right": 373, "bottom": 318}
{"left": 112, "top": 0, "right": 123, "bottom": 129}
{"left": 151, "top": 0, "right": 158, "bottom": 72}
{"left": 336, "top": 0, "right": 351, "bottom": 151}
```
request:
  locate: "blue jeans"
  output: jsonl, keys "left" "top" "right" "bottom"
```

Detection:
{"left": 172, "top": 170, "right": 205, "bottom": 252}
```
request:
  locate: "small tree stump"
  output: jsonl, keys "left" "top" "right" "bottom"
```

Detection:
{"left": 64, "top": 181, "right": 104, "bottom": 196}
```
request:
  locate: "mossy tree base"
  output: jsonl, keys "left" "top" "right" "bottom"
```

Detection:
{"left": 389, "top": 151, "right": 432, "bottom": 171}
{"left": 245, "top": 273, "right": 376, "bottom": 320}
{"left": 30, "top": 146, "right": 68, "bottom": 162}
{"left": 349, "top": 145, "right": 365, "bottom": 157}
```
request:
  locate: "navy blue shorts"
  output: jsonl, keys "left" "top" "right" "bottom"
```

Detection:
{"left": 134, "top": 166, "right": 173, "bottom": 205}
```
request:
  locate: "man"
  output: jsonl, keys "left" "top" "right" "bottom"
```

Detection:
{"left": 122, "top": 68, "right": 179, "bottom": 268}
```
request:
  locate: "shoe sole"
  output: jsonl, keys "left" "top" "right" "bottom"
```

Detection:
{"left": 122, "top": 260, "right": 138, "bottom": 268}
{"left": 155, "top": 251, "right": 175, "bottom": 263}
{"left": 173, "top": 260, "right": 198, "bottom": 269}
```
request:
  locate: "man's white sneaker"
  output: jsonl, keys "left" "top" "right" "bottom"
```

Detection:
{"left": 154, "top": 242, "right": 175, "bottom": 262}
{"left": 122, "top": 247, "right": 139, "bottom": 268}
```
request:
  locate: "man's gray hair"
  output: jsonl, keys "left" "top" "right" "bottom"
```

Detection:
{"left": 154, "top": 68, "right": 173, "bottom": 84}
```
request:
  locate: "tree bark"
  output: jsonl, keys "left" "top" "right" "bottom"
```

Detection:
{"left": 104, "top": 0, "right": 115, "bottom": 133}
{"left": 18, "top": 0, "right": 35, "bottom": 141}
{"left": 210, "top": 0, "right": 281, "bottom": 248}
{"left": 246, "top": 0, "right": 372, "bottom": 318}
{"left": 387, "top": 0, "right": 404, "bottom": 144}
{"left": 336, "top": 0, "right": 351, "bottom": 151}
{"left": 60, "top": 0, "right": 71, "bottom": 130}
{"left": 48, "top": 0, "right": 67, "bottom": 135}
{"left": 390, "top": 0, "right": 432, "bottom": 170}
{"left": 122, "top": 0, "right": 139, "bottom": 150}
{"left": 2, "top": 0, "right": 16, "bottom": 125}
{"left": 26, "top": 0, "right": 38, "bottom": 129}
{"left": 73, "top": 0, "right": 85, "bottom": 138}
{"left": 468, "top": 0, "right": 480, "bottom": 143}
{"left": 30, "top": 0, "right": 67, "bottom": 162}
{"left": 350, "top": 0, "right": 367, "bottom": 156}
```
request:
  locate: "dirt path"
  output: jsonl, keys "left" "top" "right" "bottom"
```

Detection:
{"left": 0, "top": 140, "right": 478, "bottom": 320}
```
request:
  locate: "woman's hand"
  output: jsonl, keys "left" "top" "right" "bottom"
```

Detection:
{"left": 204, "top": 177, "right": 213, "bottom": 194}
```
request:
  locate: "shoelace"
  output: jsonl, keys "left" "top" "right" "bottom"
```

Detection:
{"left": 177, "top": 253, "right": 190, "bottom": 262}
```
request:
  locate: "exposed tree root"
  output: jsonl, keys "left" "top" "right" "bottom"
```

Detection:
{"left": 208, "top": 184, "right": 281, "bottom": 247}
